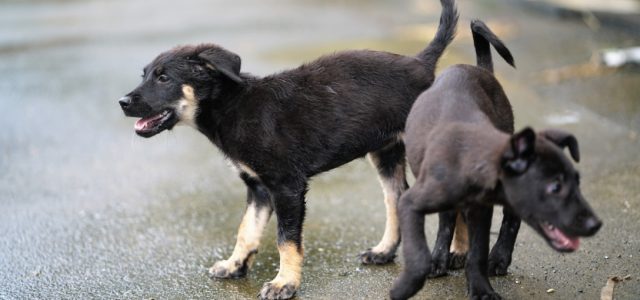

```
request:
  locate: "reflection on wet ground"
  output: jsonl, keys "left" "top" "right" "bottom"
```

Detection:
{"left": 1, "top": 0, "right": 638, "bottom": 299}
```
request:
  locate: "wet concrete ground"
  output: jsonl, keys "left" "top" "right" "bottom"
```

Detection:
{"left": 1, "top": 0, "right": 639, "bottom": 299}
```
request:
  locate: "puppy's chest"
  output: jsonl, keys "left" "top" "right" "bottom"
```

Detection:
{"left": 462, "top": 185, "right": 501, "bottom": 206}
{"left": 451, "top": 160, "right": 501, "bottom": 206}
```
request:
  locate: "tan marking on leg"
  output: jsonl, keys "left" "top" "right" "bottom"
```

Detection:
{"left": 237, "top": 161, "right": 259, "bottom": 178}
{"left": 210, "top": 202, "right": 271, "bottom": 275}
{"left": 368, "top": 154, "right": 405, "bottom": 253}
{"left": 229, "top": 160, "right": 261, "bottom": 180}
{"left": 174, "top": 84, "right": 199, "bottom": 128}
{"left": 450, "top": 212, "right": 469, "bottom": 254}
{"left": 395, "top": 132, "right": 405, "bottom": 144}
{"left": 231, "top": 203, "right": 271, "bottom": 260}
{"left": 269, "top": 242, "right": 303, "bottom": 289}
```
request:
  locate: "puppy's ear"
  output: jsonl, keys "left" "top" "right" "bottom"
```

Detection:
{"left": 540, "top": 129, "right": 580, "bottom": 162}
{"left": 189, "top": 61, "right": 206, "bottom": 74}
{"left": 197, "top": 46, "right": 244, "bottom": 84}
{"left": 502, "top": 127, "right": 536, "bottom": 175}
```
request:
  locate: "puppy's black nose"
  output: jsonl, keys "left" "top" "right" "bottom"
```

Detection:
{"left": 119, "top": 96, "right": 131, "bottom": 109}
{"left": 584, "top": 217, "right": 602, "bottom": 236}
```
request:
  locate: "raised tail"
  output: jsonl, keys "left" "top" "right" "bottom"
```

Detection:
{"left": 470, "top": 19, "right": 515, "bottom": 73}
{"left": 417, "top": 0, "right": 459, "bottom": 69}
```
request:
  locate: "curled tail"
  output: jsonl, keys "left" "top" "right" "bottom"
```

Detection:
{"left": 470, "top": 19, "right": 515, "bottom": 73}
{"left": 417, "top": 0, "right": 459, "bottom": 69}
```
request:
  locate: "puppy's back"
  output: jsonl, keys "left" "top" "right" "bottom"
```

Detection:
{"left": 404, "top": 64, "right": 513, "bottom": 172}
{"left": 406, "top": 64, "right": 511, "bottom": 134}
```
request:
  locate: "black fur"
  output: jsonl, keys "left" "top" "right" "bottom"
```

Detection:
{"left": 471, "top": 19, "right": 514, "bottom": 72}
{"left": 487, "top": 206, "right": 521, "bottom": 276}
{"left": 119, "top": 1, "right": 458, "bottom": 299}
{"left": 427, "top": 210, "right": 457, "bottom": 278}
{"left": 390, "top": 21, "right": 601, "bottom": 300}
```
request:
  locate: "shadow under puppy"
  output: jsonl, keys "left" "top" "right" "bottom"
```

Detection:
{"left": 118, "top": 1, "right": 458, "bottom": 299}
{"left": 390, "top": 20, "right": 602, "bottom": 299}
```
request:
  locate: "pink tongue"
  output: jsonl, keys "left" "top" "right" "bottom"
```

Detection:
{"left": 134, "top": 113, "right": 163, "bottom": 131}
{"left": 550, "top": 227, "right": 580, "bottom": 250}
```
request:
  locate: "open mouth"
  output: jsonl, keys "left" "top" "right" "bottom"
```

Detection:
{"left": 134, "top": 109, "right": 176, "bottom": 137}
{"left": 540, "top": 221, "right": 580, "bottom": 252}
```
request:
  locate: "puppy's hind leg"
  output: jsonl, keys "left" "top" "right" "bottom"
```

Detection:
{"left": 428, "top": 210, "right": 458, "bottom": 278}
{"left": 449, "top": 211, "right": 469, "bottom": 270}
{"left": 209, "top": 177, "right": 272, "bottom": 279}
{"left": 360, "top": 141, "right": 408, "bottom": 265}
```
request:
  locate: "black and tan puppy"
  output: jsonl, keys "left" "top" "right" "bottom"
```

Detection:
{"left": 390, "top": 20, "right": 602, "bottom": 299}
{"left": 118, "top": 1, "right": 458, "bottom": 299}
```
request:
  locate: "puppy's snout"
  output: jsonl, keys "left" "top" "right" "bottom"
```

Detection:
{"left": 119, "top": 96, "right": 132, "bottom": 109}
{"left": 119, "top": 93, "right": 143, "bottom": 109}
{"left": 584, "top": 217, "right": 602, "bottom": 236}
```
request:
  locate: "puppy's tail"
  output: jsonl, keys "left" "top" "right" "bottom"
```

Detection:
{"left": 471, "top": 19, "right": 515, "bottom": 73}
{"left": 416, "top": 0, "right": 459, "bottom": 69}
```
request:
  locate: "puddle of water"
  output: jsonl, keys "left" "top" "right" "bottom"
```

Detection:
{"left": 545, "top": 111, "right": 581, "bottom": 125}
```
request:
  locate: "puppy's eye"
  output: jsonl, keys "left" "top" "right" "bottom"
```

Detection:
{"left": 546, "top": 180, "right": 562, "bottom": 194}
{"left": 157, "top": 74, "right": 169, "bottom": 83}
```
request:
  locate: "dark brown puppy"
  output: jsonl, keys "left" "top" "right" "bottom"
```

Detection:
{"left": 427, "top": 22, "right": 522, "bottom": 279}
{"left": 390, "top": 20, "right": 602, "bottom": 299}
{"left": 118, "top": 1, "right": 458, "bottom": 299}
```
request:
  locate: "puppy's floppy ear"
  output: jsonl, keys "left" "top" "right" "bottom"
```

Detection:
{"left": 502, "top": 127, "right": 536, "bottom": 175}
{"left": 197, "top": 45, "right": 244, "bottom": 84}
{"left": 188, "top": 60, "right": 206, "bottom": 74}
{"left": 540, "top": 129, "right": 580, "bottom": 162}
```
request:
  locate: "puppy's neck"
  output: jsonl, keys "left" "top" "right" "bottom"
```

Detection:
{"left": 485, "top": 128, "right": 521, "bottom": 206}
{"left": 466, "top": 126, "right": 511, "bottom": 198}
{"left": 195, "top": 80, "right": 252, "bottom": 146}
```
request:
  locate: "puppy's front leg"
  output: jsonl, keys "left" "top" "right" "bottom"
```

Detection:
{"left": 259, "top": 180, "right": 307, "bottom": 300}
{"left": 488, "top": 207, "right": 520, "bottom": 276}
{"left": 464, "top": 205, "right": 501, "bottom": 299}
{"left": 210, "top": 180, "right": 272, "bottom": 278}
{"left": 390, "top": 189, "right": 431, "bottom": 300}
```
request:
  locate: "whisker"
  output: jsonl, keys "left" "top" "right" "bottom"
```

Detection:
{"left": 130, "top": 131, "right": 137, "bottom": 151}
{"left": 164, "top": 131, "right": 170, "bottom": 151}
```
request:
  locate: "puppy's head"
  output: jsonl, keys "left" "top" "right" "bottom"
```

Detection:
{"left": 500, "top": 127, "right": 601, "bottom": 252}
{"left": 118, "top": 44, "right": 244, "bottom": 137}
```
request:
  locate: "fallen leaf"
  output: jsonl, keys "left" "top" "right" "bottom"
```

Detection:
{"left": 601, "top": 276, "right": 622, "bottom": 300}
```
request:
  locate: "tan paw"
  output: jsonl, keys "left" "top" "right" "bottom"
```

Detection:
{"left": 359, "top": 248, "right": 397, "bottom": 265}
{"left": 258, "top": 279, "right": 299, "bottom": 300}
{"left": 208, "top": 259, "right": 247, "bottom": 279}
